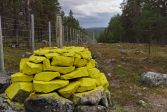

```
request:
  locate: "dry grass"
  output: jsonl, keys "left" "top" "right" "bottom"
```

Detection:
{"left": 89, "top": 43, "right": 167, "bottom": 112}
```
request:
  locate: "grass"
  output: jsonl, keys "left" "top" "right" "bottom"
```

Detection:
{"left": 3, "top": 43, "right": 167, "bottom": 112}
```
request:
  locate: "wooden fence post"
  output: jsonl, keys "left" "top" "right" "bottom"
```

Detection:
{"left": 56, "top": 15, "right": 63, "bottom": 48}
{"left": 0, "top": 16, "right": 5, "bottom": 74}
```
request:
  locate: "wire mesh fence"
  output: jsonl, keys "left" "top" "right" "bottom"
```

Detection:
{"left": 0, "top": 14, "right": 94, "bottom": 73}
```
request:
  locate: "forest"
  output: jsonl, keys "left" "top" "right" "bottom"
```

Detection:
{"left": 98, "top": 0, "right": 167, "bottom": 44}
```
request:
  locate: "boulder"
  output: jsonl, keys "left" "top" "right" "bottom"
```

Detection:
{"left": 43, "top": 59, "right": 51, "bottom": 70}
{"left": 58, "top": 81, "right": 80, "bottom": 98}
{"left": 80, "top": 50, "right": 92, "bottom": 60}
{"left": 34, "top": 48, "right": 52, "bottom": 56}
{"left": 61, "top": 67, "right": 89, "bottom": 80}
{"left": 34, "top": 72, "right": 60, "bottom": 81}
{"left": 74, "top": 105, "right": 107, "bottom": 112}
{"left": 20, "top": 58, "right": 29, "bottom": 72}
{"left": 25, "top": 92, "right": 74, "bottom": 112}
{"left": 63, "top": 52, "right": 75, "bottom": 57}
{"left": 74, "top": 58, "right": 88, "bottom": 67}
{"left": 97, "top": 73, "right": 109, "bottom": 88}
{"left": 5, "top": 82, "right": 33, "bottom": 103}
{"left": 21, "top": 62, "right": 43, "bottom": 75}
{"left": 88, "top": 68, "right": 100, "bottom": 78}
{"left": 29, "top": 55, "right": 46, "bottom": 63}
{"left": 33, "top": 80, "right": 69, "bottom": 93}
{"left": 11, "top": 72, "right": 33, "bottom": 82}
{"left": 77, "top": 78, "right": 97, "bottom": 93}
{"left": 50, "top": 66, "right": 75, "bottom": 74}
{"left": 44, "top": 53, "right": 59, "bottom": 59}
{"left": 141, "top": 72, "right": 167, "bottom": 86}
{"left": 86, "top": 59, "right": 96, "bottom": 69}
{"left": 100, "top": 89, "right": 112, "bottom": 107}
{"left": 73, "top": 86, "right": 104, "bottom": 105}
{"left": 51, "top": 55, "right": 74, "bottom": 67}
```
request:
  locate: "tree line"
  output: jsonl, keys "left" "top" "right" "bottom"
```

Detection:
{"left": 99, "top": 0, "right": 167, "bottom": 44}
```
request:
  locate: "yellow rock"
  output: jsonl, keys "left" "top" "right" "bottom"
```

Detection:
{"left": 74, "top": 58, "right": 88, "bottom": 67}
{"left": 61, "top": 67, "right": 89, "bottom": 80}
{"left": 33, "top": 80, "right": 69, "bottom": 93}
{"left": 87, "top": 59, "right": 96, "bottom": 69}
{"left": 80, "top": 50, "right": 92, "bottom": 60}
{"left": 34, "top": 49, "right": 52, "bottom": 55}
{"left": 74, "top": 53, "right": 82, "bottom": 59}
{"left": 58, "top": 81, "right": 81, "bottom": 98}
{"left": 62, "top": 52, "right": 75, "bottom": 57}
{"left": 34, "top": 72, "right": 60, "bottom": 81}
{"left": 51, "top": 55, "right": 74, "bottom": 67}
{"left": 50, "top": 66, "right": 75, "bottom": 74}
{"left": 5, "top": 82, "right": 33, "bottom": 103}
{"left": 20, "top": 58, "right": 29, "bottom": 72}
{"left": 98, "top": 73, "right": 109, "bottom": 88}
{"left": 45, "top": 53, "right": 59, "bottom": 59}
{"left": 29, "top": 55, "right": 46, "bottom": 63}
{"left": 88, "top": 68, "right": 100, "bottom": 78}
{"left": 11, "top": 72, "right": 33, "bottom": 82}
{"left": 77, "top": 78, "right": 97, "bottom": 92}
{"left": 43, "top": 59, "right": 51, "bottom": 70}
{"left": 54, "top": 48, "right": 68, "bottom": 54}
{"left": 22, "top": 62, "right": 43, "bottom": 75}
{"left": 69, "top": 47, "right": 85, "bottom": 52}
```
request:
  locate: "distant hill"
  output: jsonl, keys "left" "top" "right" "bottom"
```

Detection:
{"left": 86, "top": 27, "right": 106, "bottom": 33}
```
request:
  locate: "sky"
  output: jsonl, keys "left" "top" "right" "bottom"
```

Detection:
{"left": 59, "top": 0, "right": 123, "bottom": 28}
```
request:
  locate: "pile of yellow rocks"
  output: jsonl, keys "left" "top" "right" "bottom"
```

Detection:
{"left": 5, "top": 46, "right": 109, "bottom": 103}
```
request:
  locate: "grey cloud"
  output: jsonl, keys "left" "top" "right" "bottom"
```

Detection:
{"left": 59, "top": 0, "right": 122, "bottom": 28}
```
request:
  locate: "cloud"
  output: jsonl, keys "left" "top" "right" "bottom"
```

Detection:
{"left": 59, "top": 0, "right": 122, "bottom": 28}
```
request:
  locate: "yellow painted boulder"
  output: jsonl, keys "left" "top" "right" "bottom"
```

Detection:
{"left": 61, "top": 67, "right": 89, "bottom": 80}
{"left": 50, "top": 66, "right": 75, "bottom": 74}
{"left": 74, "top": 58, "right": 88, "bottom": 67}
{"left": 22, "top": 62, "right": 43, "bottom": 75}
{"left": 77, "top": 78, "right": 97, "bottom": 93}
{"left": 88, "top": 68, "right": 100, "bottom": 78}
{"left": 58, "top": 81, "right": 81, "bottom": 98}
{"left": 29, "top": 55, "right": 46, "bottom": 63}
{"left": 74, "top": 53, "right": 82, "bottom": 58}
{"left": 45, "top": 53, "right": 59, "bottom": 59}
{"left": 33, "top": 80, "right": 69, "bottom": 93}
{"left": 34, "top": 49, "right": 52, "bottom": 56}
{"left": 20, "top": 58, "right": 29, "bottom": 72}
{"left": 34, "top": 72, "right": 60, "bottom": 81}
{"left": 51, "top": 55, "right": 74, "bottom": 67}
{"left": 90, "top": 73, "right": 109, "bottom": 88}
{"left": 5, "top": 82, "right": 33, "bottom": 103}
{"left": 43, "top": 59, "right": 51, "bottom": 70}
{"left": 98, "top": 73, "right": 109, "bottom": 88}
{"left": 62, "top": 52, "right": 75, "bottom": 57}
{"left": 80, "top": 50, "right": 92, "bottom": 60}
{"left": 87, "top": 59, "right": 96, "bottom": 69}
{"left": 11, "top": 72, "right": 33, "bottom": 82}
